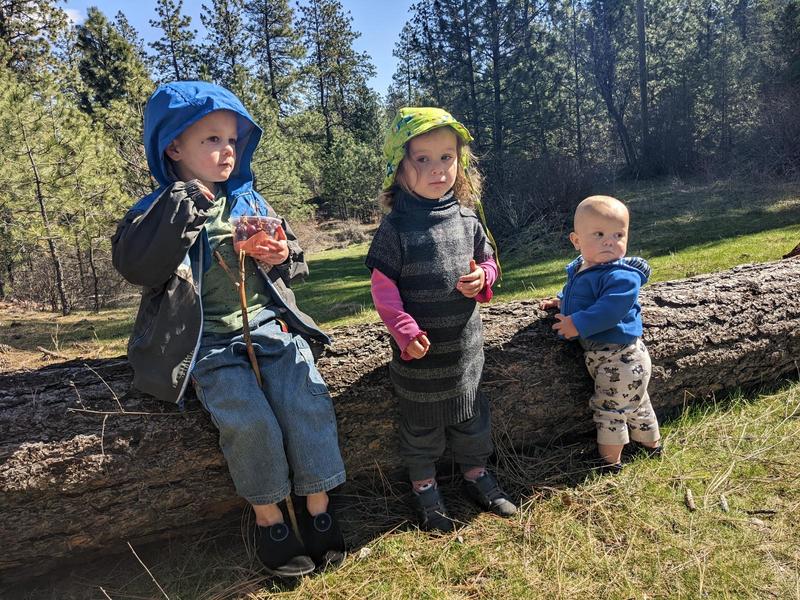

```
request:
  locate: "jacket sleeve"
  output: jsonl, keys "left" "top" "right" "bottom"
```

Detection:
{"left": 111, "top": 181, "right": 215, "bottom": 288}
{"left": 271, "top": 216, "right": 309, "bottom": 285}
{"left": 570, "top": 271, "right": 641, "bottom": 338}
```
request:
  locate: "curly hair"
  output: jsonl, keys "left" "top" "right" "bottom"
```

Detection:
{"left": 379, "top": 135, "right": 482, "bottom": 210}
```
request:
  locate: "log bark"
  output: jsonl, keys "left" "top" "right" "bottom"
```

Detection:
{"left": 2, "top": 259, "right": 800, "bottom": 581}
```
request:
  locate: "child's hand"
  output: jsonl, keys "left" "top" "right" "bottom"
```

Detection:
{"left": 457, "top": 259, "right": 485, "bottom": 298}
{"left": 552, "top": 313, "right": 579, "bottom": 339}
{"left": 539, "top": 297, "right": 561, "bottom": 310}
{"left": 240, "top": 225, "right": 290, "bottom": 265}
{"left": 184, "top": 179, "right": 215, "bottom": 202}
{"left": 406, "top": 334, "right": 430, "bottom": 359}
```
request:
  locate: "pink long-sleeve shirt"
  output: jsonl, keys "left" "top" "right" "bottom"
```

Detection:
{"left": 371, "top": 258, "right": 498, "bottom": 360}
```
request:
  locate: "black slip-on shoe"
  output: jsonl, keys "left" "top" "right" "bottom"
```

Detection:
{"left": 463, "top": 471, "right": 518, "bottom": 517}
{"left": 298, "top": 504, "right": 347, "bottom": 570}
{"left": 255, "top": 521, "right": 315, "bottom": 578}
{"left": 411, "top": 486, "right": 456, "bottom": 533}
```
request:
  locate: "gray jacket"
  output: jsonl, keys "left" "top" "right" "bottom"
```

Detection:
{"left": 112, "top": 181, "right": 329, "bottom": 404}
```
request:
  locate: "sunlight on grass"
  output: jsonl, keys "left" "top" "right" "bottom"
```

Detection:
{"left": 276, "top": 383, "right": 800, "bottom": 599}
{"left": 296, "top": 179, "right": 800, "bottom": 325}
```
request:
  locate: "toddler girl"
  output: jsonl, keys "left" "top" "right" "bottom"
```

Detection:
{"left": 366, "top": 107, "right": 517, "bottom": 532}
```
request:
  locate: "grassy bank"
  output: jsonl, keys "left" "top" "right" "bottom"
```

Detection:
{"left": 1, "top": 177, "right": 798, "bottom": 362}
{"left": 15, "top": 381, "right": 798, "bottom": 599}
{"left": 3, "top": 176, "right": 800, "bottom": 598}
{"left": 295, "top": 178, "right": 800, "bottom": 326}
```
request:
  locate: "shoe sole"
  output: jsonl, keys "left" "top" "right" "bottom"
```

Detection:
{"left": 262, "top": 563, "right": 316, "bottom": 578}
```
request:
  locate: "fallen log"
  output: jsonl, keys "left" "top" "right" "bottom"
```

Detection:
{"left": 1, "top": 259, "right": 799, "bottom": 581}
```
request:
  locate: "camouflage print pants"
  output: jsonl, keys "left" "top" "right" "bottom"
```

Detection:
{"left": 582, "top": 338, "right": 661, "bottom": 445}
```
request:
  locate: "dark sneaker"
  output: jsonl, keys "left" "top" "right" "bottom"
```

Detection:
{"left": 637, "top": 442, "right": 663, "bottom": 459}
{"left": 298, "top": 504, "right": 347, "bottom": 569}
{"left": 594, "top": 460, "right": 624, "bottom": 474}
{"left": 411, "top": 486, "right": 455, "bottom": 532}
{"left": 463, "top": 472, "right": 517, "bottom": 517}
{"left": 255, "top": 521, "right": 315, "bottom": 578}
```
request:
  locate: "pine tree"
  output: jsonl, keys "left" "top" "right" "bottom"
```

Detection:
{"left": 244, "top": 0, "right": 304, "bottom": 107}
{"left": 149, "top": 0, "right": 200, "bottom": 82}
{"left": 0, "top": 0, "right": 67, "bottom": 75}
{"left": 298, "top": 0, "right": 376, "bottom": 148}
{"left": 74, "top": 7, "right": 153, "bottom": 198}
{"left": 200, "top": 0, "right": 249, "bottom": 88}
{"left": 74, "top": 7, "right": 152, "bottom": 113}
{"left": 1, "top": 67, "right": 126, "bottom": 312}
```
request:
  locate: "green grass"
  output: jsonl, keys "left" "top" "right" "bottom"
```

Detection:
{"left": 29, "top": 381, "right": 798, "bottom": 599}
{"left": 294, "top": 177, "right": 800, "bottom": 326}
{"left": 8, "top": 176, "right": 800, "bottom": 598}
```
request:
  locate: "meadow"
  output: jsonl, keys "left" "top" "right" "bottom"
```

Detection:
{"left": 3, "top": 177, "right": 799, "bottom": 599}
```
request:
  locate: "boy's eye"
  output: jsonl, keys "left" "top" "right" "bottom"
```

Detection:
{"left": 208, "top": 136, "right": 220, "bottom": 143}
{"left": 229, "top": 138, "right": 238, "bottom": 146}
{"left": 442, "top": 154, "right": 453, "bottom": 161}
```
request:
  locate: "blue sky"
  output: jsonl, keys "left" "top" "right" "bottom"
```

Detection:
{"left": 62, "top": 0, "right": 414, "bottom": 94}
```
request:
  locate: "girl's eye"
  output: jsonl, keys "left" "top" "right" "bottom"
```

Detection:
{"left": 208, "top": 136, "right": 220, "bottom": 143}
{"left": 442, "top": 154, "right": 453, "bottom": 161}
{"left": 229, "top": 138, "right": 238, "bottom": 146}
{"left": 415, "top": 156, "right": 429, "bottom": 163}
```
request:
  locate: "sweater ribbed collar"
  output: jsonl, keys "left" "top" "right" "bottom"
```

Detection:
{"left": 393, "top": 188, "right": 458, "bottom": 214}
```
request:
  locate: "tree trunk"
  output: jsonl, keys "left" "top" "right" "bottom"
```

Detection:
{"left": 487, "top": 0, "right": 506, "bottom": 185}
{"left": 636, "top": 0, "right": 650, "bottom": 170}
{"left": 20, "top": 121, "right": 70, "bottom": 316}
{"left": 88, "top": 236, "right": 100, "bottom": 312}
{"left": 1, "top": 259, "right": 799, "bottom": 582}
{"left": 571, "top": 0, "right": 584, "bottom": 168}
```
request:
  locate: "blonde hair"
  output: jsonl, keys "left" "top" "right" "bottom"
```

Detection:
{"left": 379, "top": 133, "right": 482, "bottom": 210}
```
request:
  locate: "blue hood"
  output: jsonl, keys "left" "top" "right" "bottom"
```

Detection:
{"left": 565, "top": 256, "right": 651, "bottom": 284}
{"left": 143, "top": 81, "right": 262, "bottom": 198}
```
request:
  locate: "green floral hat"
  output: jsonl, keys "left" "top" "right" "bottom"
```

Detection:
{"left": 383, "top": 107, "right": 473, "bottom": 191}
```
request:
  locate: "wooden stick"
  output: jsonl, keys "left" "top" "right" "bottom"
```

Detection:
{"left": 214, "top": 250, "right": 262, "bottom": 387}
{"left": 36, "top": 346, "right": 69, "bottom": 359}
{"left": 238, "top": 249, "right": 263, "bottom": 388}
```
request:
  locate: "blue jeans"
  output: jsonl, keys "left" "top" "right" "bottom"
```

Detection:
{"left": 191, "top": 317, "right": 346, "bottom": 505}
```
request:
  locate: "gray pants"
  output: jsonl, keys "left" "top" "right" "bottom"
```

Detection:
{"left": 582, "top": 338, "right": 661, "bottom": 445}
{"left": 399, "top": 392, "right": 494, "bottom": 481}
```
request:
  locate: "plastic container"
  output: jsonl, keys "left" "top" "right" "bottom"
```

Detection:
{"left": 232, "top": 215, "right": 282, "bottom": 245}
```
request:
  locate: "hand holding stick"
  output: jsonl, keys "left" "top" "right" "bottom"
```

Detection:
{"left": 213, "top": 250, "right": 263, "bottom": 387}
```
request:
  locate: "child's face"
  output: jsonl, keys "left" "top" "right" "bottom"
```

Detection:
{"left": 569, "top": 210, "right": 629, "bottom": 267}
{"left": 165, "top": 110, "right": 238, "bottom": 192}
{"left": 398, "top": 127, "right": 459, "bottom": 200}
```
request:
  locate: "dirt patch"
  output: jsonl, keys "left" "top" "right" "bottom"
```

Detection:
{"left": 291, "top": 218, "right": 378, "bottom": 254}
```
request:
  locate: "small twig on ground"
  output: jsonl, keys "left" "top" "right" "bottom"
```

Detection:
{"left": 37, "top": 346, "right": 68, "bottom": 359}
{"left": 83, "top": 362, "right": 125, "bottom": 412}
{"left": 98, "top": 587, "right": 113, "bottom": 600}
{"left": 127, "top": 542, "right": 171, "bottom": 600}
{"left": 66, "top": 407, "right": 194, "bottom": 416}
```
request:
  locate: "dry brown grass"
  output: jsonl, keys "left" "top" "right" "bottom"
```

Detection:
{"left": 9, "top": 382, "right": 799, "bottom": 600}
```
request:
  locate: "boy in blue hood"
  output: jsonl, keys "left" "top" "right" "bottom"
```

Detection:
{"left": 540, "top": 195, "right": 662, "bottom": 472}
{"left": 112, "top": 81, "right": 346, "bottom": 577}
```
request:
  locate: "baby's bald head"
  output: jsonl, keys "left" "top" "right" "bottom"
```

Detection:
{"left": 574, "top": 195, "right": 629, "bottom": 230}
